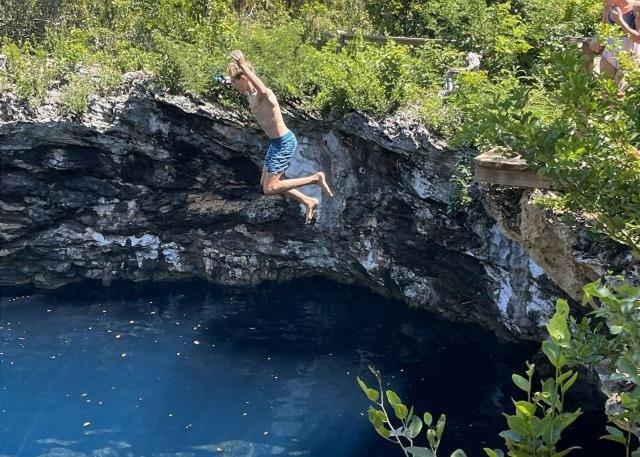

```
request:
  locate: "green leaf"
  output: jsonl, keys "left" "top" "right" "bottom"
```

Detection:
{"left": 423, "top": 412, "right": 433, "bottom": 426}
{"left": 542, "top": 340, "right": 561, "bottom": 368}
{"left": 408, "top": 414, "right": 423, "bottom": 439}
{"left": 514, "top": 401, "right": 535, "bottom": 418}
{"left": 609, "top": 325, "right": 623, "bottom": 334}
{"left": 582, "top": 281, "right": 598, "bottom": 304}
{"left": 367, "top": 388, "right": 380, "bottom": 402}
{"left": 560, "top": 372, "right": 578, "bottom": 394}
{"left": 357, "top": 377, "right": 369, "bottom": 394}
{"left": 436, "top": 414, "right": 446, "bottom": 441}
{"left": 386, "top": 390, "right": 402, "bottom": 408}
{"left": 512, "top": 374, "right": 530, "bottom": 393}
{"left": 546, "top": 307, "right": 570, "bottom": 345}
{"left": 600, "top": 434, "right": 627, "bottom": 444}
{"left": 450, "top": 450, "right": 467, "bottom": 457}
{"left": 499, "top": 429, "right": 522, "bottom": 443}
{"left": 367, "top": 406, "right": 386, "bottom": 426}
{"left": 555, "top": 446, "right": 581, "bottom": 457}
{"left": 406, "top": 447, "right": 436, "bottom": 457}
{"left": 605, "top": 425, "right": 624, "bottom": 437}
{"left": 557, "top": 370, "right": 574, "bottom": 385}
{"left": 357, "top": 377, "right": 380, "bottom": 402}
{"left": 558, "top": 409, "right": 582, "bottom": 432}
{"left": 506, "top": 414, "right": 529, "bottom": 437}
{"left": 394, "top": 404, "right": 409, "bottom": 420}
{"left": 374, "top": 422, "right": 391, "bottom": 439}
{"left": 556, "top": 298, "right": 570, "bottom": 317}
{"left": 483, "top": 449, "right": 504, "bottom": 457}
{"left": 534, "top": 413, "right": 553, "bottom": 437}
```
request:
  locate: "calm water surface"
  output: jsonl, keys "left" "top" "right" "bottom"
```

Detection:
{"left": 0, "top": 279, "right": 612, "bottom": 456}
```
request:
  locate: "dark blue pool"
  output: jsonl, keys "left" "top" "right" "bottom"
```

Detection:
{"left": 0, "top": 279, "right": 613, "bottom": 456}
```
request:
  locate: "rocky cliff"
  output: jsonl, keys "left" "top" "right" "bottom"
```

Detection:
{"left": 3, "top": 73, "right": 629, "bottom": 340}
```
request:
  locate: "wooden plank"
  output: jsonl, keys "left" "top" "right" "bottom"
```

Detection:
{"left": 474, "top": 164, "right": 554, "bottom": 189}
{"left": 336, "top": 31, "right": 590, "bottom": 48}
{"left": 336, "top": 30, "right": 440, "bottom": 46}
{"left": 474, "top": 148, "right": 556, "bottom": 189}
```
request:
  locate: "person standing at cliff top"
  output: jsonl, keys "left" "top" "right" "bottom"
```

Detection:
{"left": 590, "top": 0, "right": 640, "bottom": 85}
{"left": 227, "top": 50, "right": 334, "bottom": 224}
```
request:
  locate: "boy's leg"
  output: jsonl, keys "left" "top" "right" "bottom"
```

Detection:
{"left": 260, "top": 167, "right": 267, "bottom": 187}
{"left": 261, "top": 167, "right": 319, "bottom": 223}
{"left": 263, "top": 171, "right": 333, "bottom": 196}
{"left": 285, "top": 189, "right": 319, "bottom": 224}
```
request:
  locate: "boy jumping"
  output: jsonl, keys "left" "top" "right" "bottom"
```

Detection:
{"left": 228, "top": 50, "right": 334, "bottom": 223}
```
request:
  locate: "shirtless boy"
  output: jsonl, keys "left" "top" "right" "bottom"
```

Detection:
{"left": 228, "top": 50, "right": 333, "bottom": 223}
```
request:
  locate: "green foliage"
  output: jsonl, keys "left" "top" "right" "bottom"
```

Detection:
{"left": 569, "top": 278, "right": 640, "bottom": 454}
{"left": 358, "top": 366, "right": 467, "bottom": 457}
{"left": 0, "top": 0, "right": 68, "bottom": 41}
{"left": 0, "top": 40, "right": 63, "bottom": 107}
{"left": 364, "top": 0, "right": 531, "bottom": 71}
{"left": 456, "top": 50, "right": 640, "bottom": 254}
{"left": 485, "top": 299, "right": 582, "bottom": 457}
{"left": 58, "top": 73, "right": 95, "bottom": 117}
{"left": 307, "top": 39, "right": 423, "bottom": 115}
{"left": 447, "top": 152, "right": 476, "bottom": 216}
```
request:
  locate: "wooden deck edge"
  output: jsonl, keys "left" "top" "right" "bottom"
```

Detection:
{"left": 474, "top": 164, "right": 555, "bottom": 189}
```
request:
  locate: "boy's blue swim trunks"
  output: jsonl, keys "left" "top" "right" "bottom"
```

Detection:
{"left": 264, "top": 131, "right": 297, "bottom": 174}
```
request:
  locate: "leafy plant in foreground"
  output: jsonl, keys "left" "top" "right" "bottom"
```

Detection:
{"left": 569, "top": 278, "right": 640, "bottom": 456}
{"left": 357, "top": 365, "right": 467, "bottom": 457}
{"left": 358, "top": 300, "right": 583, "bottom": 457}
{"left": 486, "top": 299, "right": 582, "bottom": 457}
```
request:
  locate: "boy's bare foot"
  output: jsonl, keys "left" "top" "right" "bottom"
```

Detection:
{"left": 316, "top": 172, "right": 334, "bottom": 197}
{"left": 304, "top": 198, "right": 319, "bottom": 224}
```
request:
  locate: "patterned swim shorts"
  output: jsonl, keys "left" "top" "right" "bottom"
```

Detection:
{"left": 264, "top": 131, "right": 297, "bottom": 175}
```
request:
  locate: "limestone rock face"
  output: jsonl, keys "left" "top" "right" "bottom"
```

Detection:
{"left": 1, "top": 78, "right": 563, "bottom": 339}
{"left": 483, "top": 187, "right": 638, "bottom": 302}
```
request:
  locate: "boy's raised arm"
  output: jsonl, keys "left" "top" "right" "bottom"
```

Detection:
{"left": 230, "top": 50, "right": 269, "bottom": 95}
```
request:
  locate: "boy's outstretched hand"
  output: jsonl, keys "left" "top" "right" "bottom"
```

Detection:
{"left": 230, "top": 50, "right": 246, "bottom": 66}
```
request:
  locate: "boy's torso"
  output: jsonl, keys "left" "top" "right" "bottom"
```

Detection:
{"left": 248, "top": 89, "right": 289, "bottom": 139}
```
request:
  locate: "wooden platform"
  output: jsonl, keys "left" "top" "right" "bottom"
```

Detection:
{"left": 474, "top": 149, "right": 555, "bottom": 189}
{"left": 336, "top": 30, "right": 440, "bottom": 46}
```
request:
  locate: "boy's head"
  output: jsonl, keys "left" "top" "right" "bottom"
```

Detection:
{"left": 227, "top": 61, "right": 253, "bottom": 94}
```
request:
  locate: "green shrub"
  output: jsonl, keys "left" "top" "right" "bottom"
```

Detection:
{"left": 454, "top": 50, "right": 640, "bottom": 254}
{"left": 569, "top": 278, "right": 640, "bottom": 454}
{"left": 0, "top": 40, "right": 63, "bottom": 107}
{"left": 486, "top": 299, "right": 582, "bottom": 457}
{"left": 58, "top": 74, "right": 95, "bottom": 117}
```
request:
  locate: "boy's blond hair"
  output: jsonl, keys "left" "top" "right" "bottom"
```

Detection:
{"left": 227, "top": 60, "right": 254, "bottom": 79}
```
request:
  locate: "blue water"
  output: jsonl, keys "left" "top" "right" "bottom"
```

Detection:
{"left": 0, "top": 279, "right": 613, "bottom": 456}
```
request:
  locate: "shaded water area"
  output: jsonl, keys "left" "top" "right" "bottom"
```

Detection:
{"left": 1, "top": 278, "right": 614, "bottom": 456}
